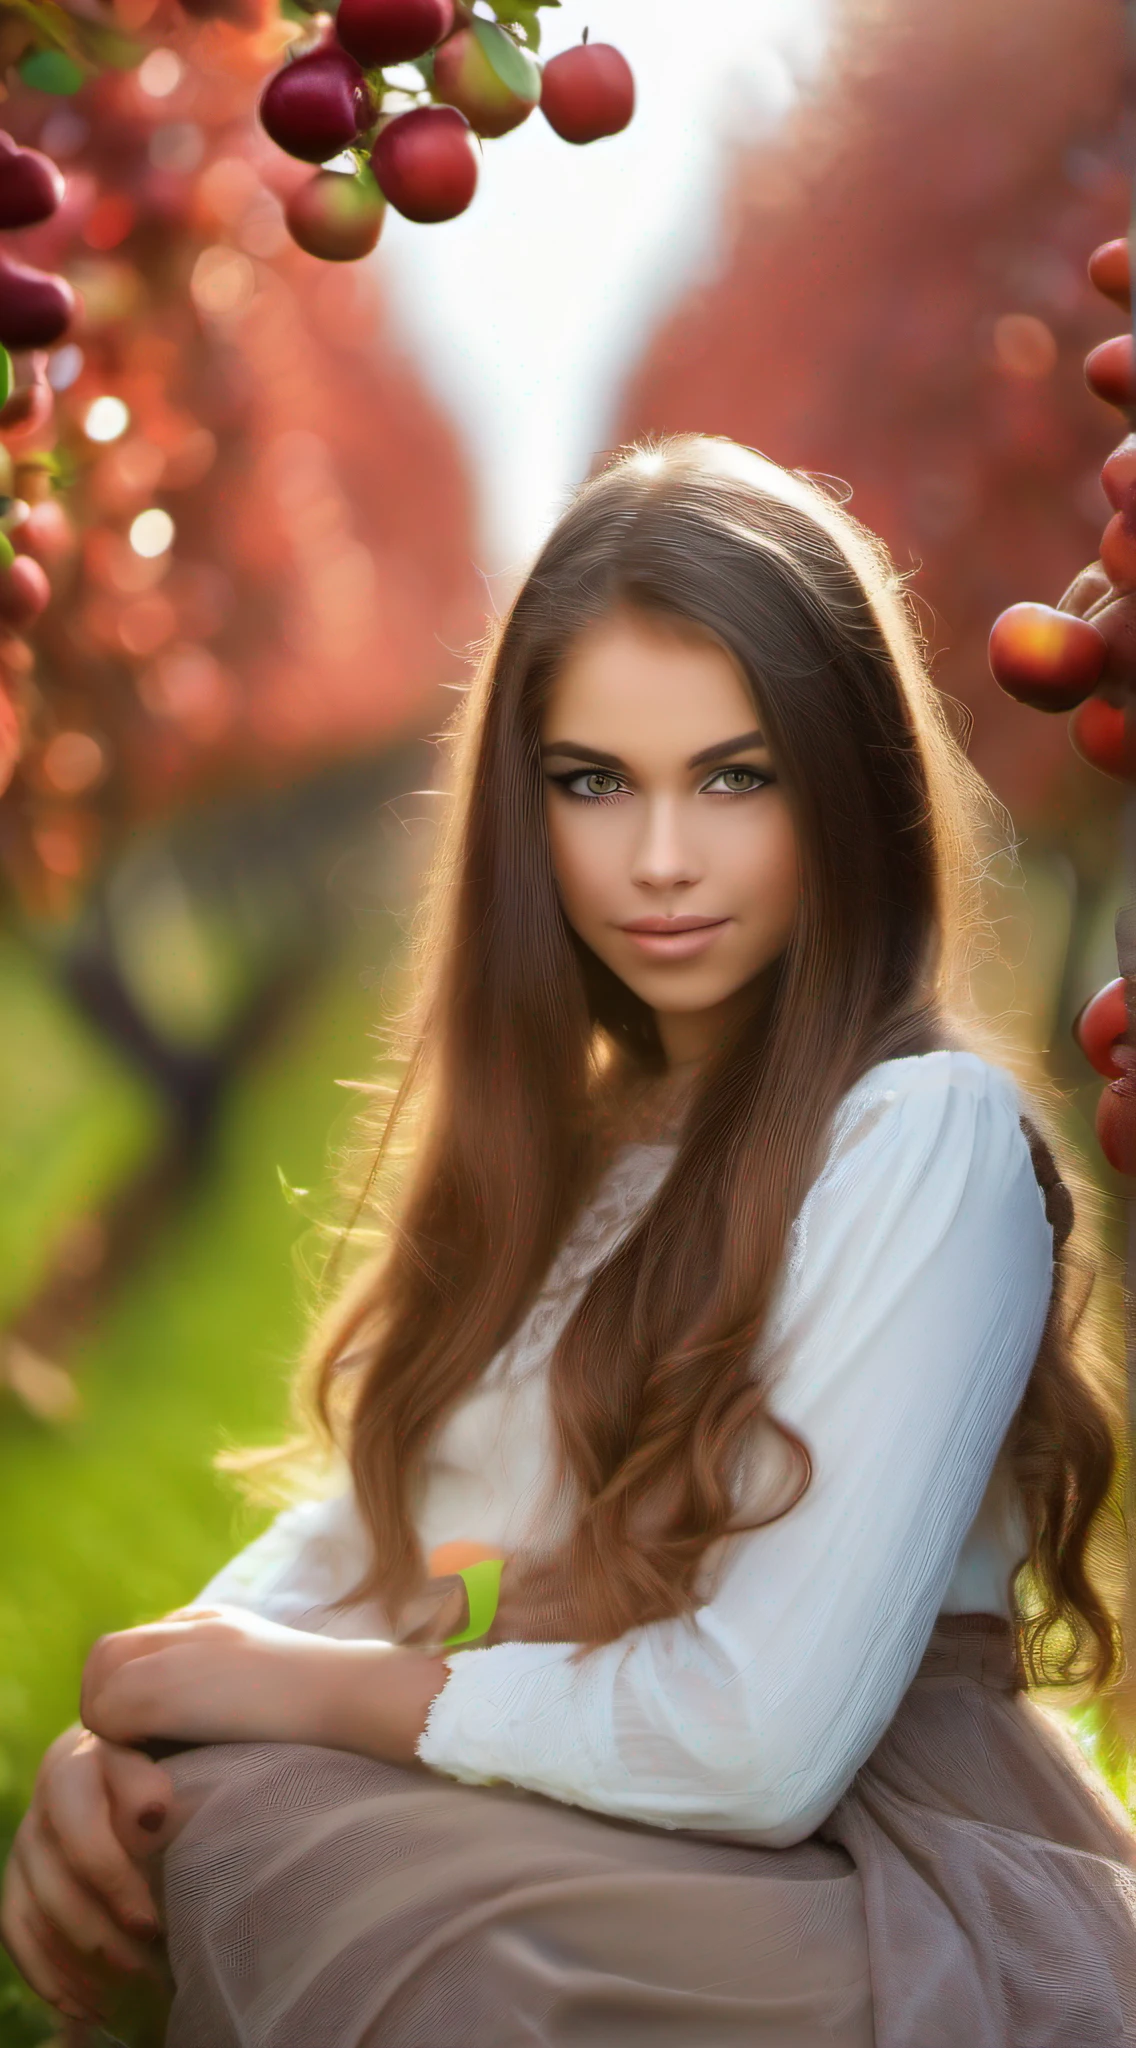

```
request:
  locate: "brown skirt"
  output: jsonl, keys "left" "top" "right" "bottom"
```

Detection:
{"left": 157, "top": 1616, "right": 1136, "bottom": 2047}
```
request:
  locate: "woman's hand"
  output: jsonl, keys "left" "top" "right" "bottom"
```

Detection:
{"left": 0, "top": 1723, "right": 172, "bottom": 2025}
{"left": 82, "top": 1605, "right": 374, "bottom": 1749}
{"left": 81, "top": 1605, "right": 449, "bottom": 1766}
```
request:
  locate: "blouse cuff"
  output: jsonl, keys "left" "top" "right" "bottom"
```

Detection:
{"left": 417, "top": 1638, "right": 620, "bottom": 1797}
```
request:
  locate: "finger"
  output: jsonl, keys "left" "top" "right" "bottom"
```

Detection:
{"left": 14, "top": 1824, "right": 159, "bottom": 1975}
{"left": 1089, "top": 238, "right": 1130, "bottom": 312}
{"left": 84, "top": 1650, "right": 180, "bottom": 1747}
{"left": 101, "top": 1742, "right": 175, "bottom": 1855}
{"left": 1, "top": 1861, "right": 107, "bottom": 2023}
{"left": 39, "top": 1748, "right": 161, "bottom": 1933}
{"left": 80, "top": 1624, "right": 192, "bottom": 1720}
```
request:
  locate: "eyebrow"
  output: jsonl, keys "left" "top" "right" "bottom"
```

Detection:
{"left": 540, "top": 728, "right": 767, "bottom": 772}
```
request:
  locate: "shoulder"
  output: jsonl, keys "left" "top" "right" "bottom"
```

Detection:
{"left": 824, "top": 1047, "right": 1028, "bottom": 1174}
{"left": 792, "top": 1046, "right": 1049, "bottom": 1263}
{"left": 769, "top": 1046, "right": 1051, "bottom": 1348}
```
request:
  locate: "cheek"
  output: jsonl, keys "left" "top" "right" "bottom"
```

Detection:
{"left": 730, "top": 796, "right": 799, "bottom": 922}
{"left": 545, "top": 805, "right": 612, "bottom": 927}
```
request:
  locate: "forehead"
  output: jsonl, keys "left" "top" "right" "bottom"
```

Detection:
{"left": 541, "top": 611, "right": 756, "bottom": 747}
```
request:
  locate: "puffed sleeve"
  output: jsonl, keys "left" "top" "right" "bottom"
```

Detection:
{"left": 416, "top": 1050, "right": 1054, "bottom": 1843}
{"left": 195, "top": 1486, "right": 391, "bottom": 1640}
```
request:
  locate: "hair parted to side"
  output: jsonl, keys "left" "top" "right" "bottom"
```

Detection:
{"left": 225, "top": 433, "right": 1126, "bottom": 1694}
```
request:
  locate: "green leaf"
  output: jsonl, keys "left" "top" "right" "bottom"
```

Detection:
{"left": 471, "top": 17, "right": 540, "bottom": 102}
{"left": 493, "top": 3, "right": 542, "bottom": 49}
{"left": 0, "top": 350, "right": 11, "bottom": 410}
{"left": 79, "top": 23, "right": 145, "bottom": 69}
{"left": 411, "top": 49, "right": 435, "bottom": 87}
{"left": 18, "top": 48, "right": 85, "bottom": 93}
{"left": 0, "top": 534, "right": 16, "bottom": 572}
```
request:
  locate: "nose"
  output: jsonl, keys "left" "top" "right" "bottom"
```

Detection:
{"left": 628, "top": 793, "right": 702, "bottom": 896}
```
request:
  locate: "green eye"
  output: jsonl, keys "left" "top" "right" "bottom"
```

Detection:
{"left": 706, "top": 767, "right": 769, "bottom": 794}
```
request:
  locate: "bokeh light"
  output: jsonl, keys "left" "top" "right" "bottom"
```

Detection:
{"left": 993, "top": 313, "right": 1059, "bottom": 379}
{"left": 41, "top": 730, "right": 106, "bottom": 795}
{"left": 138, "top": 48, "right": 183, "bottom": 97}
{"left": 129, "top": 508, "right": 175, "bottom": 558}
{"left": 190, "top": 246, "right": 257, "bottom": 317}
{"left": 85, "top": 395, "right": 130, "bottom": 442}
{"left": 47, "top": 345, "right": 84, "bottom": 392}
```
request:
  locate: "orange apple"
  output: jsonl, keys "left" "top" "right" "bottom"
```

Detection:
{"left": 987, "top": 602, "right": 1106, "bottom": 711}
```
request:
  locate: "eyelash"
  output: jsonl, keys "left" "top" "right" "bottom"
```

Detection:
{"left": 548, "top": 766, "right": 774, "bottom": 805}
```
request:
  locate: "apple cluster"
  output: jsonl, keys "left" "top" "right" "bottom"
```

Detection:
{"left": 988, "top": 234, "right": 1136, "bottom": 1174}
{"left": 0, "top": 131, "right": 69, "bottom": 636}
{"left": 257, "top": 0, "right": 636, "bottom": 263}
{"left": 0, "top": 132, "right": 73, "bottom": 354}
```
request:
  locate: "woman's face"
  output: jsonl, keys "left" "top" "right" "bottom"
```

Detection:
{"left": 541, "top": 608, "right": 800, "bottom": 1067}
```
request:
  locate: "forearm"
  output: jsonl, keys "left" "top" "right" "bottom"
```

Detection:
{"left": 320, "top": 1641, "right": 451, "bottom": 1767}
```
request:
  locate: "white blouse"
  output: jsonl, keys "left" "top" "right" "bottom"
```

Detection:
{"left": 197, "top": 1049, "right": 1054, "bottom": 1847}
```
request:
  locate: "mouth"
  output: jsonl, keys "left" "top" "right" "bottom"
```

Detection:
{"left": 618, "top": 917, "right": 730, "bottom": 962}
{"left": 620, "top": 917, "right": 727, "bottom": 934}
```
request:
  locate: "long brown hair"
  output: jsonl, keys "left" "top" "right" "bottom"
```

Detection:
{"left": 233, "top": 435, "right": 1126, "bottom": 1693}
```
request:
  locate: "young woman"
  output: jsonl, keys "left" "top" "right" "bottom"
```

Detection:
{"left": 6, "top": 436, "right": 1136, "bottom": 2046}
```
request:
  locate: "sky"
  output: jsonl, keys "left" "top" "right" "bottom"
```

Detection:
{"left": 375, "top": 0, "right": 832, "bottom": 588}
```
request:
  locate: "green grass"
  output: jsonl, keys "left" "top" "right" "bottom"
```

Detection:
{"left": 0, "top": 938, "right": 382, "bottom": 2041}
{"left": 0, "top": 941, "right": 381, "bottom": 1796}
{"left": 0, "top": 932, "right": 163, "bottom": 1328}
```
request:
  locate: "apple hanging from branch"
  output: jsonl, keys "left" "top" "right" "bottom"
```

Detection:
{"left": 371, "top": 105, "right": 479, "bottom": 223}
{"left": 251, "top": 2, "right": 637, "bottom": 262}
{"left": 540, "top": 33, "right": 635, "bottom": 143}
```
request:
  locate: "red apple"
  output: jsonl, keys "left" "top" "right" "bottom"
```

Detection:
{"left": 1088, "top": 238, "right": 1130, "bottom": 312}
{"left": 335, "top": 0, "right": 453, "bottom": 68}
{"left": 1101, "top": 434, "right": 1136, "bottom": 523}
{"left": 0, "top": 256, "right": 74, "bottom": 349}
{"left": 0, "top": 678, "right": 18, "bottom": 795}
{"left": 16, "top": 496, "right": 73, "bottom": 569}
{"left": 432, "top": 25, "right": 538, "bottom": 138}
{"left": 0, "top": 132, "right": 64, "bottom": 228}
{"left": 0, "top": 551, "right": 49, "bottom": 627}
{"left": 1096, "top": 1078, "right": 1136, "bottom": 1177}
{"left": 1069, "top": 695, "right": 1136, "bottom": 781}
{"left": 539, "top": 40, "right": 634, "bottom": 144}
{"left": 987, "top": 602, "right": 1106, "bottom": 712}
{"left": 1072, "top": 977, "right": 1132, "bottom": 1081}
{"left": 371, "top": 105, "right": 477, "bottom": 221}
{"left": 1099, "top": 511, "right": 1136, "bottom": 594}
{"left": 0, "top": 365, "right": 53, "bottom": 442}
{"left": 259, "top": 47, "right": 374, "bottom": 165}
{"left": 285, "top": 167, "right": 386, "bottom": 259}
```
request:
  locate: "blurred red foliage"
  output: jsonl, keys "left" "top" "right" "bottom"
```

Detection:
{"left": 0, "top": 7, "right": 482, "bottom": 913}
{"left": 616, "top": 0, "right": 1125, "bottom": 828}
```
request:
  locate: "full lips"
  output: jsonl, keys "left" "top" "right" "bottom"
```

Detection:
{"left": 621, "top": 921, "right": 729, "bottom": 961}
